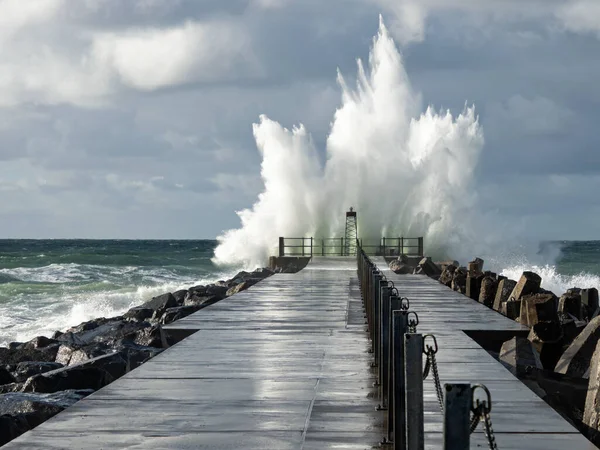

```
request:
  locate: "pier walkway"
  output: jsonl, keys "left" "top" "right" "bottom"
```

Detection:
{"left": 4, "top": 257, "right": 382, "bottom": 449}
{"left": 4, "top": 256, "right": 598, "bottom": 449}
{"left": 373, "top": 257, "right": 596, "bottom": 449}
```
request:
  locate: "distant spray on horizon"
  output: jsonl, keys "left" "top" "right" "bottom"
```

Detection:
{"left": 213, "top": 17, "right": 485, "bottom": 268}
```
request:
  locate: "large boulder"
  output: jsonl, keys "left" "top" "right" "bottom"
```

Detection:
{"left": 555, "top": 316, "right": 600, "bottom": 378}
{"left": 584, "top": 340, "right": 600, "bottom": 432}
{"left": 519, "top": 293, "right": 558, "bottom": 327}
{"left": 582, "top": 288, "right": 600, "bottom": 320}
{"left": 0, "top": 345, "right": 59, "bottom": 366}
{"left": 127, "top": 325, "right": 164, "bottom": 348}
{"left": 20, "top": 336, "right": 58, "bottom": 350}
{"left": 451, "top": 269, "right": 467, "bottom": 294}
{"left": 466, "top": 272, "right": 484, "bottom": 301}
{"left": 499, "top": 337, "right": 543, "bottom": 376}
{"left": 123, "top": 307, "right": 154, "bottom": 322}
{"left": 183, "top": 293, "right": 220, "bottom": 308}
{"left": 509, "top": 271, "right": 542, "bottom": 301}
{"left": 467, "top": 257, "right": 484, "bottom": 274}
{"left": 160, "top": 306, "right": 201, "bottom": 325}
{"left": 0, "top": 390, "right": 92, "bottom": 446}
{"left": 528, "top": 321, "right": 565, "bottom": 370}
{"left": 172, "top": 289, "right": 188, "bottom": 305}
{"left": 24, "top": 352, "right": 126, "bottom": 393}
{"left": 389, "top": 260, "right": 412, "bottom": 274}
{"left": 0, "top": 367, "right": 15, "bottom": 385}
{"left": 479, "top": 276, "right": 498, "bottom": 309}
{"left": 115, "top": 341, "right": 163, "bottom": 371}
{"left": 137, "top": 293, "right": 177, "bottom": 316}
{"left": 226, "top": 280, "right": 258, "bottom": 296}
{"left": 493, "top": 279, "right": 517, "bottom": 311}
{"left": 10, "top": 362, "right": 63, "bottom": 383}
{"left": 438, "top": 265, "right": 456, "bottom": 287}
{"left": 415, "top": 257, "right": 442, "bottom": 278}
{"left": 502, "top": 298, "right": 522, "bottom": 320}
{"left": 559, "top": 293, "right": 583, "bottom": 320}
{"left": 54, "top": 343, "right": 111, "bottom": 366}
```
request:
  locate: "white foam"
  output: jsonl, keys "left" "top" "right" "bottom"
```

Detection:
{"left": 213, "top": 17, "right": 484, "bottom": 268}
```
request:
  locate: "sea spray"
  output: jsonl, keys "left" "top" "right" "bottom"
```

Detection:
{"left": 213, "top": 17, "right": 484, "bottom": 268}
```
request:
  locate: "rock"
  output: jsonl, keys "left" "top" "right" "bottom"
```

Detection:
{"left": 172, "top": 289, "right": 188, "bottom": 305}
{"left": 389, "top": 260, "right": 412, "bottom": 274}
{"left": 466, "top": 272, "right": 484, "bottom": 301}
{"left": 582, "top": 288, "right": 600, "bottom": 319}
{"left": 467, "top": 257, "right": 484, "bottom": 274}
{"left": 0, "top": 414, "right": 29, "bottom": 447}
{"left": 65, "top": 317, "right": 111, "bottom": 334}
{"left": 204, "top": 285, "right": 228, "bottom": 299}
{"left": 0, "top": 383, "right": 24, "bottom": 394}
{"left": 478, "top": 276, "right": 498, "bottom": 309}
{"left": 584, "top": 340, "right": 600, "bottom": 432}
{"left": 123, "top": 307, "right": 154, "bottom": 322}
{"left": 437, "top": 261, "right": 460, "bottom": 272}
{"left": 519, "top": 293, "right": 558, "bottom": 327}
{"left": 252, "top": 267, "right": 274, "bottom": 278}
{"left": 559, "top": 293, "right": 583, "bottom": 320}
{"left": 21, "top": 336, "right": 58, "bottom": 349}
{"left": 116, "top": 341, "right": 163, "bottom": 371}
{"left": 138, "top": 293, "right": 177, "bottom": 315}
{"left": 528, "top": 321, "right": 564, "bottom": 370}
{"left": 499, "top": 337, "right": 543, "bottom": 376}
{"left": 493, "top": 279, "right": 517, "bottom": 311}
{"left": 0, "top": 367, "right": 15, "bottom": 385}
{"left": 11, "top": 362, "right": 63, "bottom": 383}
{"left": 54, "top": 343, "right": 111, "bottom": 366}
{"left": 8, "top": 343, "right": 23, "bottom": 350}
{"left": 0, "top": 389, "right": 92, "bottom": 445}
{"left": 509, "top": 271, "right": 542, "bottom": 301}
{"left": 51, "top": 331, "right": 63, "bottom": 339}
{"left": 129, "top": 325, "right": 164, "bottom": 348}
{"left": 160, "top": 306, "right": 201, "bottom": 325}
{"left": 438, "top": 265, "right": 456, "bottom": 287}
{"left": 226, "top": 280, "right": 257, "bottom": 296}
{"left": 59, "top": 320, "right": 149, "bottom": 348}
{"left": 451, "top": 269, "right": 467, "bottom": 294}
{"left": 416, "top": 257, "right": 442, "bottom": 278}
{"left": 503, "top": 299, "right": 522, "bottom": 320}
{"left": 24, "top": 353, "right": 126, "bottom": 393}
{"left": 555, "top": 316, "right": 600, "bottom": 378}
{"left": 0, "top": 345, "right": 59, "bottom": 366}
{"left": 183, "top": 292, "right": 219, "bottom": 308}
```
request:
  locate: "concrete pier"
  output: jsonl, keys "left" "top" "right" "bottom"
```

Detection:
{"left": 3, "top": 256, "right": 598, "bottom": 449}
{"left": 375, "top": 257, "right": 597, "bottom": 449}
{"left": 3, "top": 257, "right": 382, "bottom": 449}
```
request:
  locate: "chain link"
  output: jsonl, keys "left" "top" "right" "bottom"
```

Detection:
{"left": 482, "top": 410, "right": 499, "bottom": 450}
{"left": 470, "top": 406, "right": 482, "bottom": 434}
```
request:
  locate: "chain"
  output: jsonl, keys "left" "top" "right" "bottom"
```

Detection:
{"left": 471, "top": 384, "right": 499, "bottom": 450}
{"left": 421, "top": 335, "right": 444, "bottom": 412}
{"left": 469, "top": 405, "right": 482, "bottom": 434}
{"left": 483, "top": 410, "right": 499, "bottom": 450}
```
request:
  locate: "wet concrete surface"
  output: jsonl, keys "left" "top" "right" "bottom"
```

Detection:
{"left": 378, "top": 257, "right": 598, "bottom": 449}
{"left": 3, "top": 257, "right": 382, "bottom": 449}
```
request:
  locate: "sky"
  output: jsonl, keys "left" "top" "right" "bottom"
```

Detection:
{"left": 0, "top": 0, "right": 599, "bottom": 240}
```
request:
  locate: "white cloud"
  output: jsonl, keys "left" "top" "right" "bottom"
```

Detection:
{"left": 555, "top": 0, "right": 600, "bottom": 36}
{"left": 92, "top": 20, "right": 258, "bottom": 91}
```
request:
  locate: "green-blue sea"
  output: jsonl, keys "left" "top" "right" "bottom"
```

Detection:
{"left": 0, "top": 240, "right": 235, "bottom": 346}
{"left": 1, "top": 239, "right": 599, "bottom": 346}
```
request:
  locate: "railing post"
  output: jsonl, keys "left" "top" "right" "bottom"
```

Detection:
{"left": 418, "top": 237, "right": 424, "bottom": 257}
{"left": 405, "top": 333, "right": 424, "bottom": 450}
{"left": 310, "top": 237, "right": 313, "bottom": 257}
{"left": 379, "top": 283, "right": 390, "bottom": 405}
{"left": 383, "top": 237, "right": 386, "bottom": 256}
{"left": 341, "top": 237, "right": 344, "bottom": 256}
{"left": 302, "top": 238, "right": 305, "bottom": 257}
{"left": 444, "top": 384, "right": 471, "bottom": 450}
{"left": 279, "top": 237, "right": 284, "bottom": 257}
{"left": 399, "top": 237, "right": 403, "bottom": 257}
{"left": 322, "top": 239, "right": 325, "bottom": 256}
{"left": 373, "top": 272, "right": 383, "bottom": 368}
{"left": 391, "top": 308, "right": 408, "bottom": 447}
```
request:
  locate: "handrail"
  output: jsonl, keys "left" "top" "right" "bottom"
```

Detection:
{"left": 355, "top": 240, "right": 498, "bottom": 449}
{"left": 278, "top": 236, "right": 424, "bottom": 257}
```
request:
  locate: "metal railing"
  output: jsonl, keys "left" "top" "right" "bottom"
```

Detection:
{"left": 278, "top": 236, "right": 424, "bottom": 257}
{"left": 356, "top": 242, "right": 498, "bottom": 450}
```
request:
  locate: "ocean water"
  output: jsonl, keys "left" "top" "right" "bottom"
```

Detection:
{"left": 0, "top": 240, "right": 238, "bottom": 347}
{"left": 1, "top": 239, "right": 600, "bottom": 348}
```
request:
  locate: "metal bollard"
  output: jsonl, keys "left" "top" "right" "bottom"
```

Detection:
{"left": 443, "top": 384, "right": 471, "bottom": 450}
{"left": 373, "top": 272, "right": 382, "bottom": 366}
{"left": 404, "top": 333, "right": 424, "bottom": 450}
{"left": 379, "top": 283, "right": 390, "bottom": 402}
{"left": 391, "top": 309, "right": 408, "bottom": 448}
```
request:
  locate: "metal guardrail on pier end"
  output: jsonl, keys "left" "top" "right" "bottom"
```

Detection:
{"left": 277, "top": 237, "right": 424, "bottom": 257}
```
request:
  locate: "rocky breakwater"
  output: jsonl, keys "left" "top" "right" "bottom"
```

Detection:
{"left": 389, "top": 254, "right": 600, "bottom": 444}
{"left": 0, "top": 267, "right": 274, "bottom": 446}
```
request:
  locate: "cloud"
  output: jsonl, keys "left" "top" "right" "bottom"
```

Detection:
{"left": 556, "top": 0, "right": 600, "bottom": 36}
